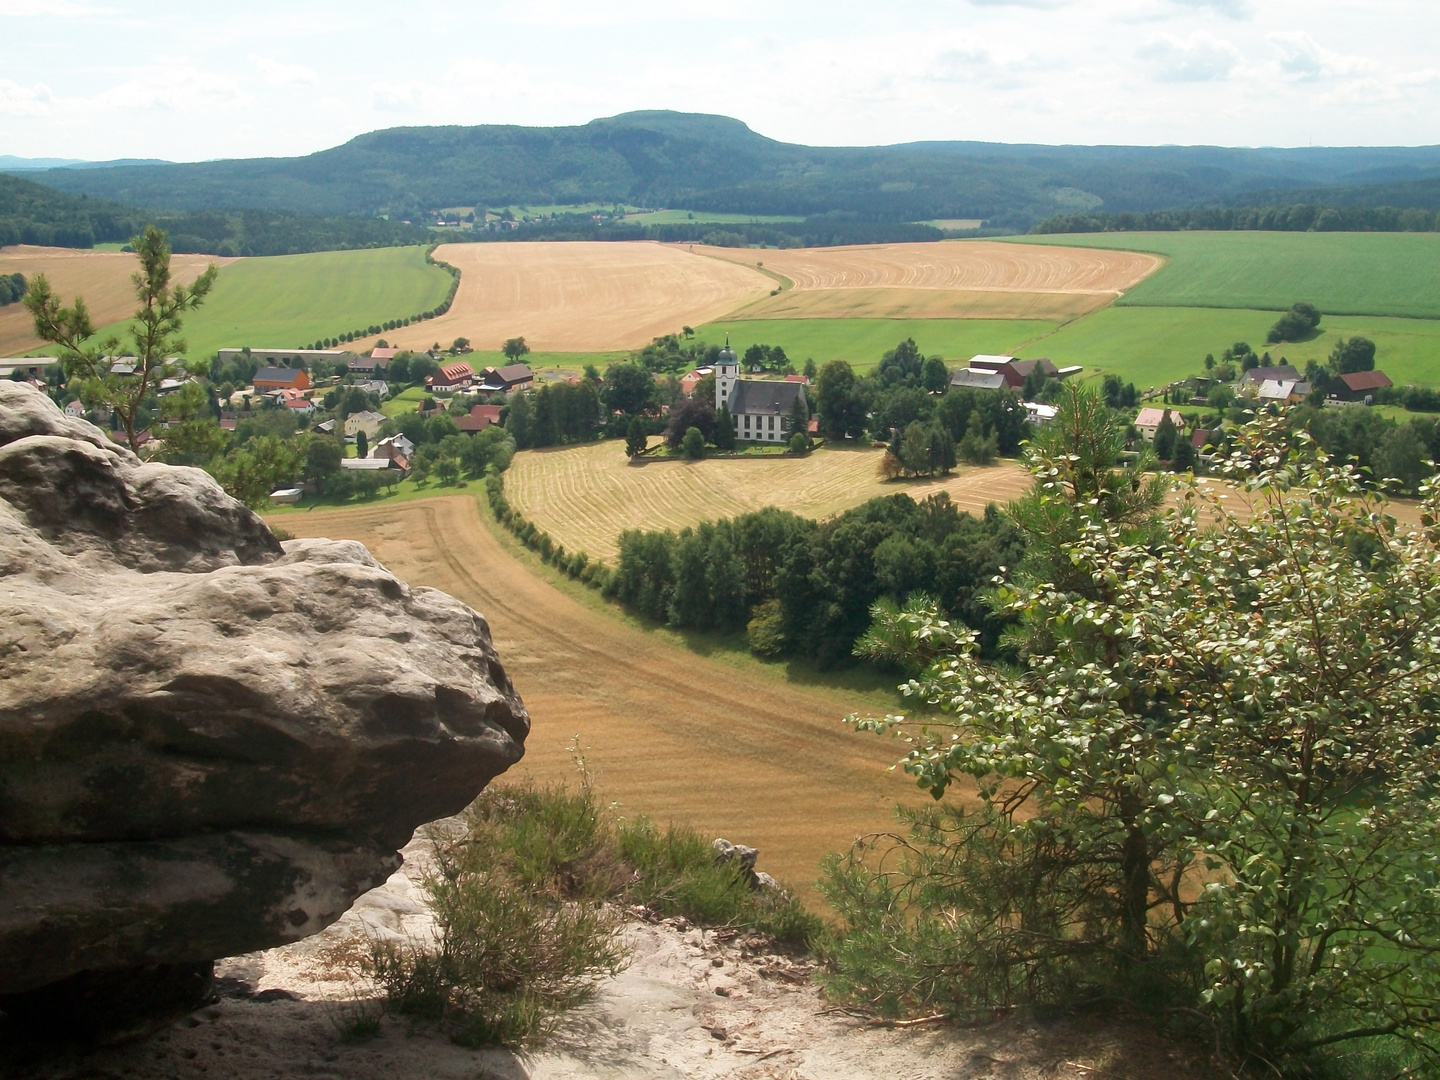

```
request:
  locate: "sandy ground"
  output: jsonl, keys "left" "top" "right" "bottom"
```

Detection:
{"left": 14, "top": 829, "right": 1225, "bottom": 1080}
{"left": 0, "top": 245, "right": 236, "bottom": 357}
{"left": 506, "top": 445, "right": 1033, "bottom": 563}
{"left": 367, "top": 242, "right": 773, "bottom": 354}
{"left": 270, "top": 494, "right": 933, "bottom": 897}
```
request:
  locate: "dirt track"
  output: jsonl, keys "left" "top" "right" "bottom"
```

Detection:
{"left": 0, "top": 245, "right": 235, "bottom": 357}
{"left": 275, "top": 495, "right": 928, "bottom": 896}
{"left": 368, "top": 241, "right": 773, "bottom": 354}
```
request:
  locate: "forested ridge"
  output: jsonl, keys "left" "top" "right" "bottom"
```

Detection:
{"left": 0, "top": 172, "right": 432, "bottom": 254}
{"left": 15, "top": 110, "right": 1440, "bottom": 230}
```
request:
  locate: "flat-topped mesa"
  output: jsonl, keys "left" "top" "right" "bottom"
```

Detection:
{"left": 0, "top": 382, "right": 528, "bottom": 1002}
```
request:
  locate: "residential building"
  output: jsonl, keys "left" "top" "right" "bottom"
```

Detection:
{"left": 1257, "top": 379, "right": 1311, "bottom": 405}
{"left": 680, "top": 366, "right": 714, "bottom": 397}
{"left": 458, "top": 404, "right": 502, "bottom": 432}
{"left": 714, "top": 341, "right": 807, "bottom": 443}
{"left": 427, "top": 361, "right": 474, "bottom": 390}
{"left": 343, "top": 410, "right": 387, "bottom": 438}
{"left": 1238, "top": 364, "right": 1302, "bottom": 394}
{"left": 353, "top": 379, "right": 388, "bottom": 396}
{"left": 1134, "top": 407, "right": 1182, "bottom": 441}
{"left": 0, "top": 359, "right": 51, "bottom": 380}
{"left": 372, "top": 434, "right": 416, "bottom": 460}
{"left": 63, "top": 399, "right": 86, "bottom": 418}
{"left": 1024, "top": 401, "right": 1059, "bottom": 426}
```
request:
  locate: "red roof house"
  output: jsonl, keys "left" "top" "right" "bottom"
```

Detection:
{"left": 458, "top": 404, "right": 503, "bottom": 432}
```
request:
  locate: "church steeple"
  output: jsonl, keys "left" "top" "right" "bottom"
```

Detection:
{"left": 715, "top": 333, "right": 738, "bottom": 410}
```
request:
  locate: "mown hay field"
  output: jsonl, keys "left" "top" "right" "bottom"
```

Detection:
{"left": 1005, "top": 231, "right": 1440, "bottom": 319}
{"left": 0, "top": 244, "right": 234, "bottom": 356}
{"left": 273, "top": 495, "right": 933, "bottom": 900}
{"left": 700, "top": 240, "right": 1160, "bottom": 322}
{"left": 364, "top": 241, "right": 774, "bottom": 354}
{"left": 506, "top": 442, "right": 1033, "bottom": 563}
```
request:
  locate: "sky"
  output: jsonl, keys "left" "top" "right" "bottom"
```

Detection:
{"left": 2, "top": 0, "right": 1438, "bottom": 162}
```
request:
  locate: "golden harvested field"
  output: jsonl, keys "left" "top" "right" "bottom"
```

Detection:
{"left": 367, "top": 241, "right": 773, "bottom": 354}
{"left": 507, "top": 442, "right": 1034, "bottom": 563}
{"left": 700, "top": 240, "right": 1161, "bottom": 322}
{"left": 274, "top": 496, "right": 931, "bottom": 898}
{"left": 0, "top": 245, "right": 235, "bottom": 357}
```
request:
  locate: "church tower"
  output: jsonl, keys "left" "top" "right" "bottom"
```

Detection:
{"left": 715, "top": 335, "right": 739, "bottom": 410}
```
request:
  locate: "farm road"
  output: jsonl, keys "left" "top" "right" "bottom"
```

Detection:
{"left": 277, "top": 495, "right": 927, "bottom": 898}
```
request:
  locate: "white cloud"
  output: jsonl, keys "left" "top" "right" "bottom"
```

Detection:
{"left": 1167, "top": 0, "right": 1252, "bottom": 18}
{"left": 1138, "top": 31, "right": 1240, "bottom": 81}
{"left": 965, "top": 0, "right": 1070, "bottom": 7}
{"left": 0, "top": 80, "right": 56, "bottom": 118}
{"left": 95, "top": 67, "right": 248, "bottom": 113}
{"left": 370, "top": 81, "right": 435, "bottom": 113}
{"left": 251, "top": 55, "right": 320, "bottom": 88}
{"left": 1269, "top": 32, "right": 1365, "bottom": 81}
{"left": 0, "top": 0, "right": 105, "bottom": 13}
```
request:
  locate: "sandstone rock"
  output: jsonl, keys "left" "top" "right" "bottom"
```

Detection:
{"left": 0, "top": 383, "right": 529, "bottom": 997}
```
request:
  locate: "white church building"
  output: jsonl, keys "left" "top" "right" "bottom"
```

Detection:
{"left": 714, "top": 341, "right": 808, "bottom": 443}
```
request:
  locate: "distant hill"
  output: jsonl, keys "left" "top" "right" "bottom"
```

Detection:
{"left": 17, "top": 111, "right": 1440, "bottom": 229}
{"left": 0, "top": 172, "right": 432, "bottom": 255}
{"left": 0, "top": 156, "right": 89, "bottom": 171}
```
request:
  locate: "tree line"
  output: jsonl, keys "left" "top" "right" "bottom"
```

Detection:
{"left": 1032, "top": 202, "right": 1440, "bottom": 234}
{"left": 606, "top": 494, "right": 1024, "bottom": 669}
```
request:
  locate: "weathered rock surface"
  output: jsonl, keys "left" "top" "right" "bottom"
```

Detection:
{"left": 0, "top": 383, "right": 529, "bottom": 998}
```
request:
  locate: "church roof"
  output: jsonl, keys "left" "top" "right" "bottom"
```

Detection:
{"left": 729, "top": 379, "right": 806, "bottom": 417}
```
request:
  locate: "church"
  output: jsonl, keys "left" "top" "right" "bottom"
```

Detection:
{"left": 714, "top": 340, "right": 809, "bottom": 443}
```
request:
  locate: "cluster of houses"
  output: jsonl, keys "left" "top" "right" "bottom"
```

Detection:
{"left": 1172, "top": 363, "right": 1395, "bottom": 408}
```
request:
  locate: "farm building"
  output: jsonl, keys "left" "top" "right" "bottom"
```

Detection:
{"left": 1238, "top": 364, "right": 1302, "bottom": 394}
{"left": 476, "top": 364, "right": 534, "bottom": 393}
{"left": 253, "top": 366, "right": 310, "bottom": 391}
{"left": 427, "top": 362, "right": 475, "bottom": 390}
{"left": 950, "top": 368, "right": 1011, "bottom": 391}
{"left": 714, "top": 341, "right": 807, "bottom": 443}
{"left": 1257, "top": 379, "right": 1311, "bottom": 405}
{"left": 219, "top": 348, "right": 348, "bottom": 374}
{"left": 0, "top": 359, "right": 51, "bottom": 380}
{"left": 1332, "top": 370, "right": 1393, "bottom": 404}
{"left": 350, "top": 347, "right": 398, "bottom": 376}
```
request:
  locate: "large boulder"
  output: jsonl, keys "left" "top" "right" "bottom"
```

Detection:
{"left": 0, "top": 383, "right": 528, "bottom": 999}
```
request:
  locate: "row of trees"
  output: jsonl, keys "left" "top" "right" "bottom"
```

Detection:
{"left": 829, "top": 384, "right": 1440, "bottom": 1074}
{"left": 0, "top": 272, "right": 26, "bottom": 306}
{"left": 606, "top": 494, "right": 1024, "bottom": 668}
{"left": 1032, "top": 203, "right": 1440, "bottom": 234}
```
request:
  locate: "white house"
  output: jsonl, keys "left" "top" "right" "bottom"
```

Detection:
{"left": 1134, "top": 407, "right": 1181, "bottom": 442}
{"left": 714, "top": 341, "right": 808, "bottom": 443}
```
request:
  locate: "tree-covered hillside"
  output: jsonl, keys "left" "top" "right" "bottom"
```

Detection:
{"left": 18, "top": 111, "right": 1440, "bottom": 229}
{"left": 0, "top": 172, "right": 432, "bottom": 254}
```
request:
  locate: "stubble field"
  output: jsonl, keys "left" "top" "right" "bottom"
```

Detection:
{"left": 506, "top": 441, "right": 1033, "bottom": 562}
{"left": 0, "top": 244, "right": 235, "bottom": 356}
{"left": 363, "top": 241, "right": 774, "bottom": 354}
{"left": 274, "top": 495, "right": 932, "bottom": 898}
{"left": 701, "top": 240, "right": 1161, "bottom": 322}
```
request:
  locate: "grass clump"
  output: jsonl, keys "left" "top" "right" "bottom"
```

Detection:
{"left": 364, "top": 775, "right": 820, "bottom": 1048}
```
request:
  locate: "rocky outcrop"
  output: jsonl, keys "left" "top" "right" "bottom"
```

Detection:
{"left": 0, "top": 383, "right": 528, "bottom": 1000}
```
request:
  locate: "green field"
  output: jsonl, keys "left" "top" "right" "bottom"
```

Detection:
{"left": 624, "top": 210, "right": 806, "bottom": 226}
{"left": 693, "top": 318, "right": 1058, "bottom": 373}
{"left": 1015, "top": 307, "right": 1440, "bottom": 388}
{"left": 94, "top": 246, "right": 453, "bottom": 360}
{"left": 1006, "top": 231, "right": 1440, "bottom": 319}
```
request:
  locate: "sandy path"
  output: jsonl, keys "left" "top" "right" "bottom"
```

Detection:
{"left": 365, "top": 242, "right": 773, "bottom": 354}
{"left": 275, "top": 495, "right": 926, "bottom": 896}
{"left": 0, "top": 245, "right": 236, "bottom": 357}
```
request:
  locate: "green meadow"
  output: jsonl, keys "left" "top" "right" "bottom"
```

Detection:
{"left": 93, "top": 246, "right": 453, "bottom": 361}
{"left": 1006, "top": 231, "right": 1440, "bottom": 319}
{"left": 692, "top": 318, "right": 1057, "bottom": 373}
{"left": 1014, "top": 307, "right": 1440, "bottom": 388}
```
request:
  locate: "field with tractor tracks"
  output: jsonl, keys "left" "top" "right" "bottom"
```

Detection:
{"left": 505, "top": 441, "right": 1033, "bottom": 563}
